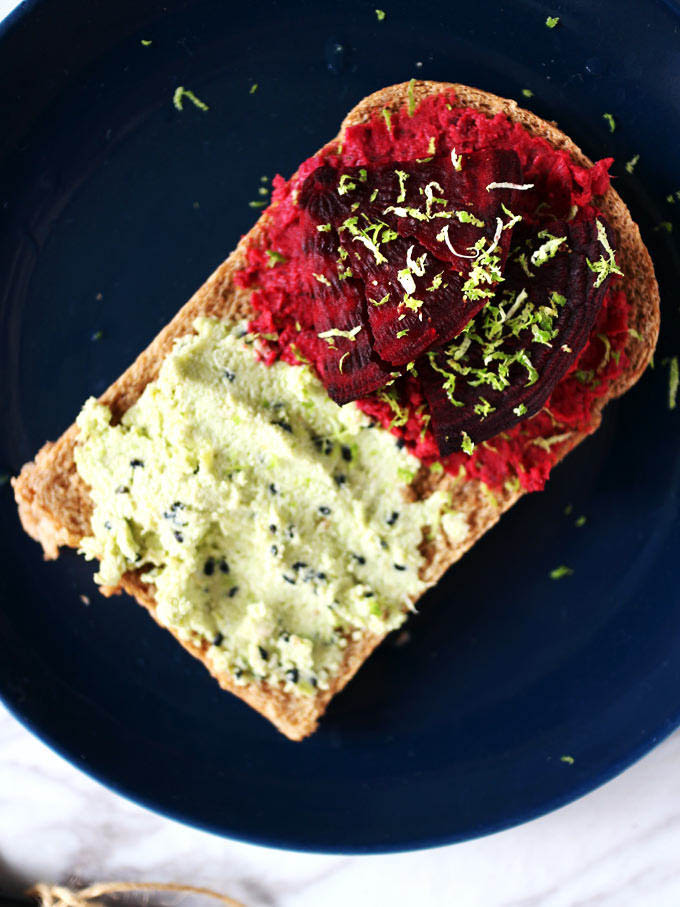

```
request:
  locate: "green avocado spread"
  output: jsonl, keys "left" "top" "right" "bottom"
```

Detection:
{"left": 75, "top": 318, "right": 466, "bottom": 694}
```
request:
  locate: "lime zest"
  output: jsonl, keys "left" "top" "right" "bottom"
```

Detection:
{"left": 550, "top": 566, "right": 573, "bottom": 580}
{"left": 395, "top": 169, "right": 409, "bottom": 203}
{"left": 545, "top": 15, "right": 560, "bottom": 28}
{"left": 486, "top": 181, "right": 535, "bottom": 192}
{"left": 318, "top": 325, "right": 362, "bottom": 343}
{"left": 377, "top": 388, "right": 409, "bottom": 428}
{"left": 460, "top": 431, "right": 475, "bottom": 455}
{"left": 338, "top": 174, "right": 357, "bottom": 196}
{"left": 173, "top": 86, "right": 209, "bottom": 112}
{"left": 668, "top": 356, "right": 679, "bottom": 410}
{"left": 407, "top": 78, "right": 416, "bottom": 116}
{"left": 587, "top": 219, "right": 623, "bottom": 287}
{"left": 602, "top": 112, "right": 616, "bottom": 133}
{"left": 530, "top": 232, "right": 567, "bottom": 267}
{"left": 625, "top": 154, "right": 639, "bottom": 174}
{"left": 266, "top": 250, "right": 286, "bottom": 267}
{"left": 375, "top": 8, "right": 386, "bottom": 19}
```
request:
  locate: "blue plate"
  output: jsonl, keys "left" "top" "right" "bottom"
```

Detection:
{"left": 1, "top": 0, "right": 679, "bottom": 853}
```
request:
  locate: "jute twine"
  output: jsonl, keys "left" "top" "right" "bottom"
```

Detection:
{"left": 27, "top": 882, "right": 245, "bottom": 907}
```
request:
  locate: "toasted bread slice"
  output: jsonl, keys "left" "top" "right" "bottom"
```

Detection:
{"left": 13, "top": 81, "right": 659, "bottom": 740}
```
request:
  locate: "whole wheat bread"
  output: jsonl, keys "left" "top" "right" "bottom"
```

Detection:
{"left": 13, "top": 81, "right": 660, "bottom": 740}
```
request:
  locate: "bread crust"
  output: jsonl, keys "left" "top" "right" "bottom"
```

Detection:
{"left": 12, "top": 81, "right": 660, "bottom": 740}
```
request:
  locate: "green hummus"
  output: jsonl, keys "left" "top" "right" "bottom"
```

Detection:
{"left": 75, "top": 318, "right": 466, "bottom": 694}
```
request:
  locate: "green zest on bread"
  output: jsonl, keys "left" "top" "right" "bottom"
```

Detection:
{"left": 13, "top": 82, "right": 659, "bottom": 740}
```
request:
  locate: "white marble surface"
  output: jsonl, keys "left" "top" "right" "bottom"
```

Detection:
{"left": 3, "top": 701, "right": 680, "bottom": 906}
{"left": 3, "top": 1, "right": 680, "bottom": 903}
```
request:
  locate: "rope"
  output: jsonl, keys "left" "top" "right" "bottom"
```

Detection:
{"left": 27, "top": 882, "right": 245, "bottom": 907}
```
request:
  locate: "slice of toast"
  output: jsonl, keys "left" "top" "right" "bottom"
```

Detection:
{"left": 13, "top": 81, "right": 660, "bottom": 740}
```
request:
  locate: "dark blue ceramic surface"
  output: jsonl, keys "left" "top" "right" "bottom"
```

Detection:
{"left": 1, "top": 0, "right": 679, "bottom": 853}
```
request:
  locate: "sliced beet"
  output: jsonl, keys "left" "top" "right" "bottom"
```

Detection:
{"left": 297, "top": 150, "right": 526, "bottom": 373}
{"left": 347, "top": 233, "right": 472, "bottom": 366}
{"left": 298, "top": 149, "right": 523, "bottom": 268}
{"left": 308, "top": 279, "right": 391, "bottom": 404}
{"left": 421, "top": 218, "right": 615, "bottom": 455}
{"left": 356, "top": 149, "right": 523, "bottom": 269}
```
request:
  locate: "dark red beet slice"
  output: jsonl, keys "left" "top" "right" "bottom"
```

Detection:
{"left": 421, "top": 218, "right": 616, "bottom": 455}
{"left": 347, "top": 233, "right": 471, "bottom": 366}
{"left": 297, "top": 150, "right": 526, "bottom": 371}
{"left": 357, "top": 149, "right": 523, "bottom": 267}
{"left": 298, "top": 150, "right": 523, "bottom": 266}
{"left": 308, "top": 279, "right": 391, "bottom": 404}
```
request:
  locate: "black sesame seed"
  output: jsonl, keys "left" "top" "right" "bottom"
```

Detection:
{"left": 219, "top": 559, "right": 230, "bottom": 573}
{"left": 319, "top": 505, "right": 331, "bottom": 516}
{"left": 287, "top": 525, "right": 295, "bottom": 538}
{"left": 286, "top": 668, "right": 299, "bottom": 684}
{"left": 311, "top": 677, "right": 318, "bottom": 687}
{"left": 316, "top": 571, "right": 327, "bottom": 581}
{"left": 280, "top": 631, "right": 290, "bottom": 642}
{"left": 130, "top": 458, "right": 144, "bottom": 468}
{"left": 203, "top": 557, "right": 215, "bottom": 576}
{"left": 352, "top": 553, "right": 366, "bottom": 565}
{"left": 174, "top": 530, "right": 184, "bottom": 543}
{"left": 272, "top": 419, "right": 293, "bottom": 433}
{"left": 269, "top": 523, "right": 277, "bottom": 533}
{"left": 236, "top": 328, "right": 247, "bottom": 338}
{"left": 171, "top": 501, "right": 185, "bottom": 510}
{"left": 282, "top": 574, "right": 296, "bottom": 585}
{"left": 223, "top": 369, "right": 236, "bottom": 382}
{"left": 364, "top": 591, "right": 375, "bottom": 597}
{"left": 269, "top": 483, "right": 278, "bottom": 494}
{"left": 104, "top": 520, "right": 112, "bottom": 530}
{"left": 228, "top": 586, "right": 239, "bottom": 597}
{"left": 270, "top": 545, "right": 278, "bottom": 556}
{"left": 334, "top": 474, "right": 347, "bottom": 486}
{"left": 341, "top": 444, "right": 352, "bottom": 462}
{"left": 234, "top": 667, "right": 243, "bottom": 678}
{"left": 394, "top": 563, "right": 407, "bottom": 571}
{"left": 396, "top": 438, "right": 406, "bottom": 449}
{"left": 258, "top": 646, "right": 269, "bottom": 660}
{"left": 380, "top": 539, "right": 389, "bottom": 550}
{"left": 386, "top": 511, "right": 400, "bottom": 526}
{"left": 115, "top": 485, "right": 129, "bottom": 494}
{"left": 213, "top": 632, "right": 224, "bottom": 646}
{"left": 292, "top": 561, "right": 308, "bottom": 571}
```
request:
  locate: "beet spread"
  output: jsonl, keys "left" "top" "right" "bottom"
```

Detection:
{"left": 235, "top": 90, "right": 630, "bottom": 492}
